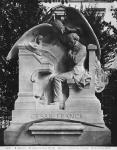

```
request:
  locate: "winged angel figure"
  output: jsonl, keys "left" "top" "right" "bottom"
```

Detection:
{"left": 6, "top": 7, "right": 109, "bottom": 109}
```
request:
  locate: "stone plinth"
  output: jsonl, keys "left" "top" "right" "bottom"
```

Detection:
{"left": 28, "top": 122, "right": 110, "bottom": 146}
{"left": 4, "top": 120, "right": 110, "bottom": 146}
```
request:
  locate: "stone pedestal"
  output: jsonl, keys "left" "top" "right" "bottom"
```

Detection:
{"left": 28, "top": 121, "right": 110, "bottom": 146}
{"left": 4, "top": 44, "right": 111, "bottom": 145}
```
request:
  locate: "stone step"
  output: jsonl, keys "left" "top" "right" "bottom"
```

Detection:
{"left": 14, "top": 101, "right": 61, "bottom": 110}
{"left": 4, "top": 122, "right": 110, "bottom": 146}
{"left": 14, "top": 96, "right": 101, "bottom": 110}
{"left": 29, "top": 121, "right": 84, "bottom": 135}
{"left": 66, "top": 99, "right": 101, "bottom": 111}
{"left": 15, "top": 101, "right": 36, "bottom": 110}
{"left": 14, "top": 101, "right": 101, "bottom": 112}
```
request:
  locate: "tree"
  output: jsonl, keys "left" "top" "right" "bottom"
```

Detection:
{"left": 0, "top": 0, "right": 43, "bottom": 56}
{"left": 0, "top": 0, "right": 46, "bottom": 116}
{"left": 83, "top": 8, "right": 117, "bottom": 68}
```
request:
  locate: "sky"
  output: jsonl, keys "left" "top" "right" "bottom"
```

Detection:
{"left": 104, "top": 2, "right": 117, "bottom": 28}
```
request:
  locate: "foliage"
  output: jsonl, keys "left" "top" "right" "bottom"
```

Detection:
{"left": 0, "top": 56, "right": 18, "bottom": 113}
{"left": 83, "top": 7, "right": 117, "bottom": 130}
{"left": 0, "top": 0, "right": 44, "bottom": 56}
{"left": 83, "top": 8, "right": 117, "bottom": 68}
{"left": 0, "top": 0, "right": 46, "bottom": 114}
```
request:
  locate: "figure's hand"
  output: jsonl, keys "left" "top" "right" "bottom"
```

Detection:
{"left": 36, "top": 51, "right": 42, "bottom": 56}
{"left": 49, "top": 73, "right": 57, "bottom": 81}
{"left": 28, "top": 42, "right": 39, "bottom": 51}
{"left": 25, "top": 42, "right": 43, "bottom": 56}
{"left": 25, "top": 42, "right": 37, "bottom": 52}
{"left": 68, "top": 50, "right": 73, "bottom": 56}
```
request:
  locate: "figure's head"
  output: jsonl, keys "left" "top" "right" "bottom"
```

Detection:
{"left": 52, "top": 19, "right": 65, "bottom": 34}
{"left": 35, "top": 35, "right": 43, "bottom": 44}
{"left": 66, "top": 33, "right": 80, "bottom": 48}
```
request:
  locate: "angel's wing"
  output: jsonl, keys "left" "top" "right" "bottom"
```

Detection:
{"left": 65, "top": 7, "right": 101, "bottom": 60}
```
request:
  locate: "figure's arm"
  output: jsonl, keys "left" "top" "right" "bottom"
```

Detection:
{"left": 25, "top": 42, "right": 42, "bottom": 55}
{"left": 25, "top": 42, "right": 57, "bottom": 62}
{"left": 69, "top": 46, "right": 86, "bottom": 65}
{"left": 74, "top": 47, "right": 86, "bottom": 65}
{"left": 66, "top": 26, "right": 80, "bottom": 34}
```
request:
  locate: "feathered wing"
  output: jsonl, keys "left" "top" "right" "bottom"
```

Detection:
{"left": 65, "top": 7, "right": 101, "bottom": 60}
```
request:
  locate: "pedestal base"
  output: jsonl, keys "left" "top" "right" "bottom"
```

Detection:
{"left": 4, "top": 120, "right": 111, "bottom": 146}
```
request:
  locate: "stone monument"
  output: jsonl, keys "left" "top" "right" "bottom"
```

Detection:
{"left": 4, "top": 6, "right": 111, "bottom": 145}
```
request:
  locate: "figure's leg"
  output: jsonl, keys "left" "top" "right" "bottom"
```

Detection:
{"left": 53, "top": 71, "right": 73, "bottom": 109}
